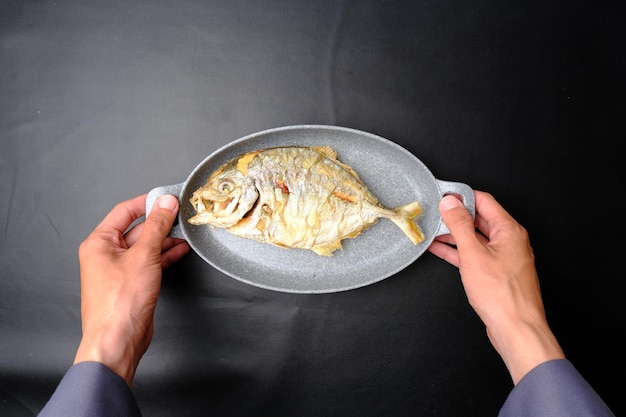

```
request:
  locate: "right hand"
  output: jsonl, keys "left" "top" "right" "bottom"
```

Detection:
{"left": 74, "top": 194, "right": 190, "bottom": 386}
{"left": 428, "top": 190, "right": 565, "bottom": 384}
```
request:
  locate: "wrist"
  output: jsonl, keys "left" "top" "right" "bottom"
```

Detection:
{"left": 74, "top": 323, "right": 143, "bottom": 386}
{"left": 487, "top": 319, "right": 565, "bottom": 385}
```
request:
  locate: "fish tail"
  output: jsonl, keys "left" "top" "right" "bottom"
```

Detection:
{"left": 389, "top": 201, "right": 425, "bottom": 245}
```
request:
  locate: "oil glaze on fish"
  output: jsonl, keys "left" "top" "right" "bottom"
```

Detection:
{"left": 188, "top": 146, "right": 424, "bottom": 256}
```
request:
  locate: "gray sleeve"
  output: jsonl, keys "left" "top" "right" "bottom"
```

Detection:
{"left": 38, "top": 361, "right": 142, "bottom": 417}
{"left": 499, "top": 359, "right": 615, "bottom": 417}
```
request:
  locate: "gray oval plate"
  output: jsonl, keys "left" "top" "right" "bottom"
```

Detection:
{"left": 147, "top": 125, "right": 474, "bottom": 293}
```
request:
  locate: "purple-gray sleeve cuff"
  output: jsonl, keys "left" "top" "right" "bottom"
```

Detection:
{"left": 499, "top": 359, "right": 615, "bottom": 417}
{"left": 38, "top": 361, "right": 142, "bottom": 417}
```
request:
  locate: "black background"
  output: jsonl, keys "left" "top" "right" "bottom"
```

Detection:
{"left": 1, "top": 1, "right": 623, "bottom": 416}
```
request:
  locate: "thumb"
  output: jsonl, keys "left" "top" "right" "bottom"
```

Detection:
{"left": 137, "top": 195, "right": 179, "bottom": 252}
{"left": 439, "top": 194, "right": 477, "bottom": 248}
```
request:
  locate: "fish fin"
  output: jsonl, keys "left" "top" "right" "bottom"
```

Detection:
{"left": 312, "top": 146, "right": 338, "bottom": 160}
{"left": 312, "top": 146, "right": 364, "bottom": 181}
{"left": 311, "top": 240, "right": 342, "bottom": 256}
{"left": 389, "top": 201, "right": 425, "bottom": 245}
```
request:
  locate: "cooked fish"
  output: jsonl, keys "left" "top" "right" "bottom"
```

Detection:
{"left": 188, "top": 146, "right": 424, "bottom": 256}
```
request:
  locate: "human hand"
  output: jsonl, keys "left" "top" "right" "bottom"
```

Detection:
{"left": 428, "top": 190, "right": 564, "bottom": 384}
{"left": 73, "top": 194, "right": 190, "bottom": 386}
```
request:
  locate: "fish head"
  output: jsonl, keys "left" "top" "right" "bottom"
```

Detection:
{"left": 188, "top": 165, "right": 258, "bottom": 227}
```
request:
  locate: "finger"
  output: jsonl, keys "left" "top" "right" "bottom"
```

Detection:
{"left": 161, "top": 240, "right": 191, "bottom": 269}
{"left": 433, "top": 229, "right": 489, "bottom": 248}
{"left": 123, "top": 221, "right": 144, "bottom": 247}
{"left": 159, "top": 237, "right": 189, "bottom": 256}
{"left": 135, "top": 195, "right": 180, "bottom": 254}
{"left": 438, "top": 194, "right": 481, "bottom": 250}
{"left": 95, "top": 194, "right": 147, "bottom": 235}
{"left": 160, "top": 236, "right": 181, "bottom": 252}
{"left": 472, "top": 191, "right": 519, "bottom": 242}
{"left": 432, "top": 234, "right": 457, "bottom": 246}
{"left": 128, "top": 229, "right": 186, "bottom": 258}
{"left": 427, "top": 240, "right": 460, "bottom": 268}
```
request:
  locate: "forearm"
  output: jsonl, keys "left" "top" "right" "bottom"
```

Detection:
{"left": 487, "top": 318, "right": 564, "bottom": 385}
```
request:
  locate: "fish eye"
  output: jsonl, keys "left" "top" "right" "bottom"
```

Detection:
{"left": 218, "top": 179, "right": 235, "bottom": 193}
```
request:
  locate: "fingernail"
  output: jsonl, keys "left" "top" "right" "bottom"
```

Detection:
{"left": 440, "top": 195, "right": 461, "bottom": 211}
{"left": 157, "top": 195, "right": 179, "bottom": 213}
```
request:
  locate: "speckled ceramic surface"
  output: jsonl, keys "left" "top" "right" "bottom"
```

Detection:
{"left": 147, "top": 125, "right": 474, "bottom": 293}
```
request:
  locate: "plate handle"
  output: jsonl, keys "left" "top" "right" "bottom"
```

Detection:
{"left": 146, "top": 183, "right": 185, "bottom": 239}
{"left": 434, "top": 180, "right": 475, "bottom": 237}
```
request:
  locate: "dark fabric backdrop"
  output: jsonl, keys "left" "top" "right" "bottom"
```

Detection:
{"left": 1, "top": 0, "right": 622, "bottom": 416}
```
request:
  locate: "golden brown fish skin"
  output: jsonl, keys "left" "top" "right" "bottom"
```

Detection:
{"left": 188, "top": 146, "right": 424, "bottom": 256}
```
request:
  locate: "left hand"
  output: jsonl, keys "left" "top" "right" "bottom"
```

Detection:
{"left": 73, "top": 194, "right": 190, "bottom": 386}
